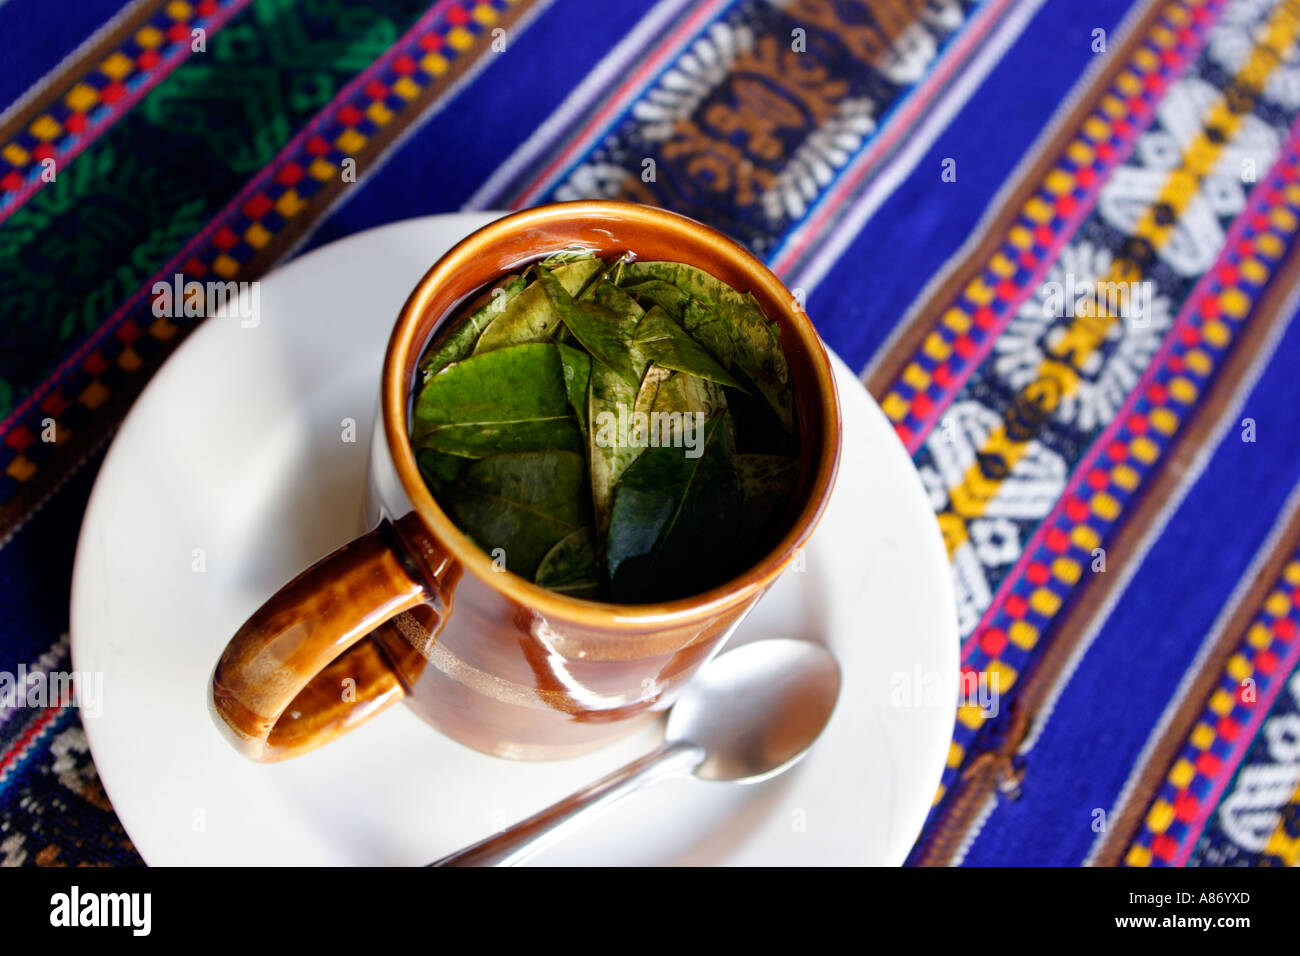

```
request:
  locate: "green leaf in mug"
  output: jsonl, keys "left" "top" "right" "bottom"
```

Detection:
{"left": 633, "top": 306, "right": 745, "bottom": 390}
{"left": 619, "top": 261, "right": 751, "bottom": 314}
{"left": 443, "top": 450, "right": 589, "bottom": 580}
{"left": 588, "top": 362, "right": 642, "bottom": 533}
{"left": 419, "top": 273, "right": 527, "bottom": 380}
{"left": 540, "top": 248, "right": 598, "bottom": 266}
{"left": 735, "top": 454, "right": 799, "bottom": 530}
{"left": 472, "top": 258, "right": 603, "bottom": 354}
{"left": 416, "top": 447, "right": 468, "bottom": 492}
{"left": 534, "top": 527, "right": 601, "bottom": 598}
{"left": 605, "top": 415, "right": 741, "bottom": 602}
{"left": 659, "top": 370, "right": 727, "bottom": 420}
{"left": 618, "top": 277, "right": 690, "bottom": 319}
{"left": 588, "top": 278, "right": 645, "bottom": 328}
{"left": 633, "top": 364, "right": 726, "bottom": 452}
{"left": 632, "top": 363, "right": 674, "bottom": 417}
{"left": 665, "top": 371, "right": 728, "bottom": 421}
{"left": 620, "top": 261, "right": 793, "bottom": 432}
{"left": 413, "top": 343, "right": 582, "bottom": 457}
{"left": 537, "top": 265, "right": 641, "bottom": 389}
{"left": 575, "top": 258, "right": 618, "bottom": 301}
{"left": 555, "top": 342, "right": 591, "bottom": 441}
{"left": 683, "top": 296, "right": 793, "bottom": 433}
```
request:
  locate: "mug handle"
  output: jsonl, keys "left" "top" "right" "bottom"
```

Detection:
{"left": 211, "top": 514, "right": 455, "bottom": 762}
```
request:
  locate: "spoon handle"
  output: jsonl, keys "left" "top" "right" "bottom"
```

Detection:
{"left": 431, "top": 739, "right": 706, "bottom": 867}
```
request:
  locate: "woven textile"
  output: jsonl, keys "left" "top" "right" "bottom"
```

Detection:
{"left": 2, "top": 0, "right": 1299, "bottom": 867}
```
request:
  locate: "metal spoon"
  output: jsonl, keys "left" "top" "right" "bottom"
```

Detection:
{"left": 431, "top": 637, "right": 841, "bottom": 866}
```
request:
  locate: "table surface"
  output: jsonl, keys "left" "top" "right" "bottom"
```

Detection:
{"left": 2, "top": 0, "right": 1299, "bottom": 867}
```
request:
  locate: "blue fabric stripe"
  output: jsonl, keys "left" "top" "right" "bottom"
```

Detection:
{"left": 805, "top": 0, "right": 1137, "bottom": 372}
{"left": 0, "top": 447, "right": 102, "bottom": 674}
{"left": 0, "top": 0, "right": 132, "bottom": 116}
{"left": 959, "top": 305, "right": 1300, "bottom": 866}
{"left": 297, "top": 0, "right": 659, "bottom": 256}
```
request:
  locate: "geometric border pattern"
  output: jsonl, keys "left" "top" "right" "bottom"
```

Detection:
{"left": 878, "top": 0, "right": 1226, "bottom": 455}
{"left": 924, "top": 123, "right": 1300, "bottom": 852}
{"left": 0, "top": 0, "right": 254, "bottom": 226}
{"left": 901, "top": 0, "right": 1300, "bottom": 862}
{"left": 959, "top": 129, "right": 1300, "bottom": 731}
{"left": 1125, "top": 550, "right": 1300, "bottom": 866}
{"left": 0, "top": 0, "right": 526, "bottom": 513}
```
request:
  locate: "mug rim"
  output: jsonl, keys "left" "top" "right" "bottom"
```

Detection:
{"left": 382, "top": 200, "right": 842, "bottom": 626}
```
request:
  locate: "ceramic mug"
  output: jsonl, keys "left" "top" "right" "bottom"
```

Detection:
{"left": 210, "top": 201, "right": 842, "bottom": 763}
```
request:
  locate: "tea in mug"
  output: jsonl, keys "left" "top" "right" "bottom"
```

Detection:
{"left": 409, "top": 251, "right": 800, "bottom": 604}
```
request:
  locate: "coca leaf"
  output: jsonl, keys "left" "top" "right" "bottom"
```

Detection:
{"left": 413, "top": 343, "right": 582, "bottom": 457}
{"left": 419, "top": 273, "right": 527, "bottom": 379}
{"left": 605, "top": 415, "right": 741, "bottom": 602}
{"left": 620, "top": 261, "right": 793, "bottom": 431}
{"left": 537, "top": 265, "right": 641, "bottom": 388}
{"left": 443, "top": 450, "right": 588, "bottom": 579}
{"left": 472, "top": 258, "right": 603, "bottom": 354}
{"left": 534, "top": 527, "right": 601, "bottom": 598}
{"left": 633, "top": 306, "right": 744, "bottom": 389}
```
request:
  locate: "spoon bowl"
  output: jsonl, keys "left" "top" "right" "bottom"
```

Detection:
{"left": 667, "top": 638, "right": 841, "bottom": 783}
{"left": 433, "top": 637, "right": 842, "bottom": 866}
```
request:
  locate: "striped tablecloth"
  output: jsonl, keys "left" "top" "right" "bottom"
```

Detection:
{"left": 2, "top": 0, "right": 1298, "bottom": 867}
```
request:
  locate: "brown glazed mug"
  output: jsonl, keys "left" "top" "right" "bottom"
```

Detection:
{"left": 210, "top": 201, "right": 842, "bottom": 763}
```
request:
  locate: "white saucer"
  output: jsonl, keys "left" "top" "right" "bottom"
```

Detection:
{"left": 69, "top": 212, "right": 957, "bottom": 866}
